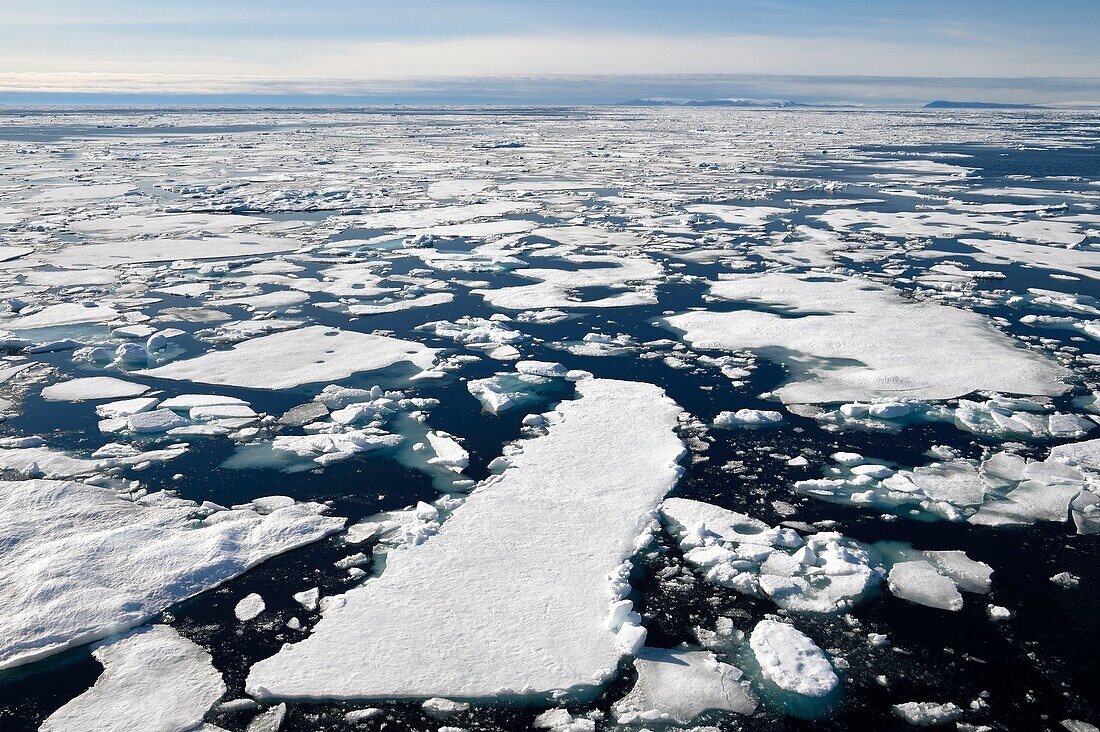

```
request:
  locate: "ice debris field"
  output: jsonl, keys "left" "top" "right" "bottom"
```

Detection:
{"left": 0, "top": 107, "right": 1098, "bottom": 731}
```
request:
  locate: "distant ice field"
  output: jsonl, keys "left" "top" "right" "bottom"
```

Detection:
{"left": 0, "top": 107, "right": 1098, "bottom": 731}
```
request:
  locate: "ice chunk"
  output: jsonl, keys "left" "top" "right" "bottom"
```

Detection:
{"left": 714, "top": 409, "right": 785, "bottom": 427}
{"left": 612, "top": 647, "right": 756, "bottom": 725}
{"left": 892, "top": 701, "right": 964, "bottom": 726}
{"left": 235, "top": 593, "right": 267, "bottom": 621}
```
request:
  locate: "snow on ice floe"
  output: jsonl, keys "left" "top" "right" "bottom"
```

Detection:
{"left": 796, "top": 439, "right": 1100, "bottom": 532}
{"left": 39, "top": 625, "right": 225, "bottom": 732}
{"left": 474, "top": 256, "right": 662, "bottom": 310}
{"left": 41, "top": 376, "right": 149, "bottom": 401}
{"left": 40, "top": 234, "right": 303, "bottom": 268}
{"left": 246, "top": 377, "right": 685, "bottom": 701}
{"left": 749, "top": 620, "right": 838, "bottom": 698}
{"left": 0, "top": 479, "right": 344, "bottom": 670}
{"left": 663, "top": 272, "right": 1070, "bottom": 404}
{"left": 137, "top": 326, "right": 438, "bottom": 389}
{"left": 611, "top": 647, "right": 757, "bottom": 725}
{"left": 660, "top": 497, "right": 992, "bottom": 612}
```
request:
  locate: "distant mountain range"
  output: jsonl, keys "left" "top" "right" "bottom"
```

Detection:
{"left": 923, "top": 100, "right": 1044, "bottom": 109}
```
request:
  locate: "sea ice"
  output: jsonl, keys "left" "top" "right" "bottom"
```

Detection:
{"left": 663, "top": 273, "right": 1069, "bottom": 403}
{"left": 41, "top": 377, "right": 150, "bottom": 401}
{"left": 137, "top": 326, "right": 437, "bottom": 389}
{"left": 39, "top": 625, "right": 225, "bottom": 732}
{"left": 246, "top": 377, "right": 685, "bottom": 701}
{"left": 749, "top": 620, "right": 838, "bottom": 697}
{"left": 612, "top": 646, "right": 756, "bottom": 725}
{"left": 0, "top": 480, "right": 344, "bottom": 669}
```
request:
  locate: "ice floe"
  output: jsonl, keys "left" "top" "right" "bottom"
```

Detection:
{"left": 39, "top": 625, "right": 225, "bottom": 732}
{"left": 246, "top": 377, "right": 685, "bottom": 701}
{"left": 0, "top": 480, "right": 344, "bottom": 669}
{"left": 664, "top": 273, "right": 1070, "bottom": 404}
{"left": 138, "top": 326, "right": 438, "bottom": 389}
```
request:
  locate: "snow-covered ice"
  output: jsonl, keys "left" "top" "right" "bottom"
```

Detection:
{"left": 246, "top": 377, "right": 685, "bottom": 701}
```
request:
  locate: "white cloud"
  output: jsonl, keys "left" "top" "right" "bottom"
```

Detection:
{"left": 0, "top": 32, "right": 1095, "bottom": 91}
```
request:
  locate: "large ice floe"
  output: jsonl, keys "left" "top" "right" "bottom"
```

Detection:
{"left": 246, "top": 377, "right": 685, "bottom": 701}
{"left": 663, "top": 272, "right": 1070, "bottom": 404}
{"left": 0, "top": 480, "right": 344, "bottom": 670}
{"left": 39, "top": 625, "right": 225, "bottom": 732}
{"left": 137, "top": 326, "right": 438, "bottom": 389}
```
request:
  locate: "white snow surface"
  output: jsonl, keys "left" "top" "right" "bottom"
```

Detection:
{"left": 41, "top": 377, "right": 150, "bottom": 401}
{"left": 39, "top": 625, "right": 226, "bottom": 732}
{"left": 246, "top": 377, "right": 685, "bottom": 701}
{"left": 0, "top": 480, "right": 344, "bottom": 670}
{"left": 664, "top": 273, "right": 1069, "bottom": 404}
{"left": 749, "top": 620, "right": 839, "bottom": 697}
{"left": 137, "top": 326, "right": 438, "bottom": 389}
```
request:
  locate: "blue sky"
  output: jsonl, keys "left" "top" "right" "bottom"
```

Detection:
{"left": 2, "top": 1, "right": 1099, "bottom": 104}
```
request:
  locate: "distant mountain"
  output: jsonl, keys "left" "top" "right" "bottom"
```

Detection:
{"left": 924, "top": 100, "right": 1044, "bottom": 109}
{"left": 622, "top": 98, "right": 814, "bottom": 108}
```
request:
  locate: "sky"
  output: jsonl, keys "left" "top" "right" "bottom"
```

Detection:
{"left": 2, "top": 0, "right": 1099, "bottom": 106}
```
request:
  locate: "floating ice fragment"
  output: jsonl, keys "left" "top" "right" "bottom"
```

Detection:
{"left": 892, "top": 701, "right": 964, "bottom": 727}
{"left": 749, "top": 620, "right": 838, "bottom": 697}
{"left": 612, "top": 646, "right": 756, "bottom": 725}
{"left": 235, "top": 593, "right": 267, "bottom": 621}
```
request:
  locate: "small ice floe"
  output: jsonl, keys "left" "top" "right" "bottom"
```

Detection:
{"left": 474, "top": 256, "right": 662, "bottom": 310}
{"left": 612, "top": 646, "right": 756, "bottom": 725}
{"left": 891, "top": 700, "right": 964, "bottom": 727}
{"left": 41, "top": 376, "right": 149, "bottom": 401}
{"left": 235, "top": 593, "right": 266, "bottom": 621}
{"left": 0, "top": 479, "right": 344, "bottom": 670}
{"left": 749, "top": 620, "right": 838, "bottom": 698}
{"left": 39, "top": 625, "right": 225, "bottom": 732}
{"left": 714, "top": 408, "right": 785, "bottom": 428}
